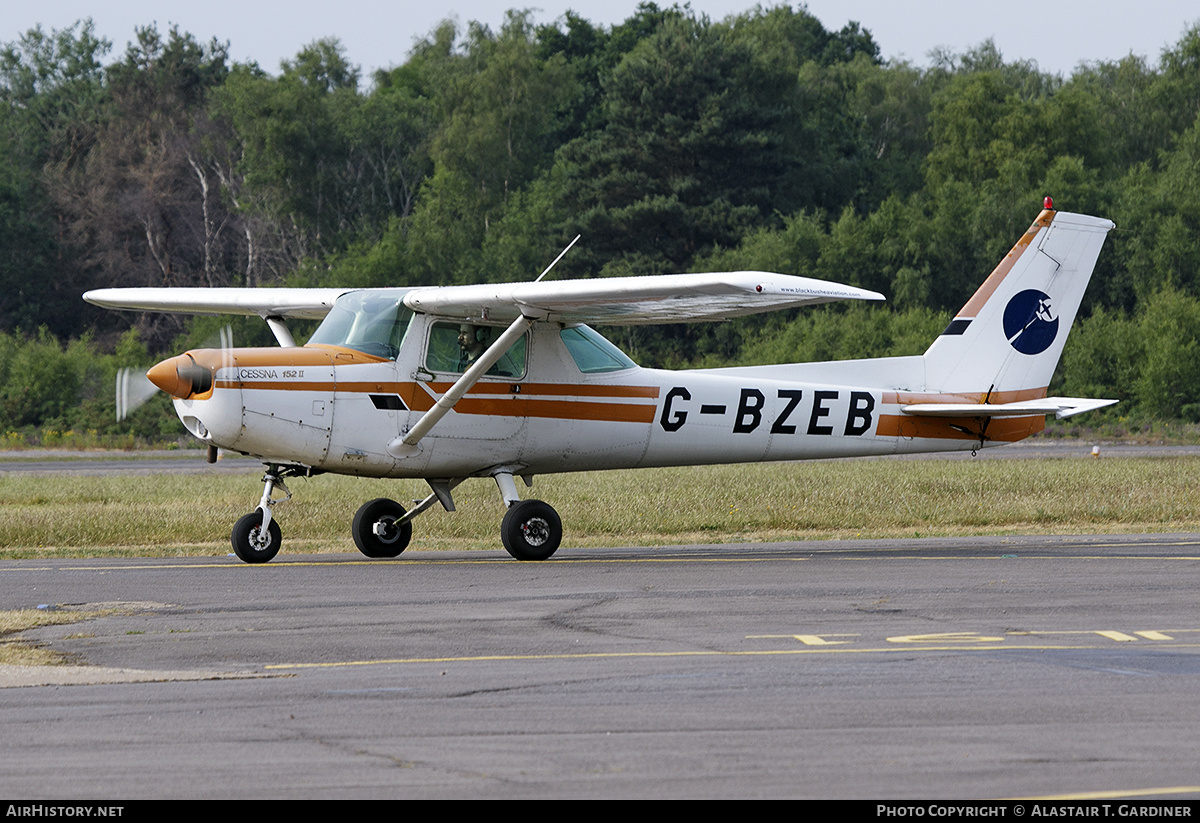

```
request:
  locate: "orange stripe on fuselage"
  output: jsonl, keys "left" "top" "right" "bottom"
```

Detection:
{"left": 954, "top": 209, "right": 1055, "bottom": 320}
{"left": 224, "top": 379, "right": 656, "bottom": 399}
{"left": 406, "top": 382, "right": 657, "bottom": 422}
{"left": 192, "top": 345, "right": 389, "bottom": 368}
{"left": 876, "top": 414, "right": 1044, "bottom": 442}
{"left": 425, "top": 382, "right": 660, "bottom": 399}
{"left": 452, "top": 396, "right": 657, "bottom": 424}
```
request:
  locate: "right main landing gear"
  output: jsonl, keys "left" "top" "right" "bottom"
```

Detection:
{"left": 352, "top": 498, "right": 413, "bottom": 558}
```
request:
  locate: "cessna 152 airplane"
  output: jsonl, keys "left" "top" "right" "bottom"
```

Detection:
{"left": 85, "top": 200, "right": 1116, "bottom": 563}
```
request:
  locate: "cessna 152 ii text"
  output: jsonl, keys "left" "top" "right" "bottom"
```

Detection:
{"left": 85, "top": 200, "right": 1116, "bottom": 563}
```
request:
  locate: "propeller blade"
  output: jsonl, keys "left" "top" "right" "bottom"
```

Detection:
{"left": 116, "top": 368, "right": 160, "bottom": 422}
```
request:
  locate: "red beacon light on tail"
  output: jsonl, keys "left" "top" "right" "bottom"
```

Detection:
{"left": 1044, "top": 196, "right": 1054, "bottom": 210}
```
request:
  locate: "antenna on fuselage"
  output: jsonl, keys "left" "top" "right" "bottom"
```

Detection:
{"left": 534, "top": 234, "right": 581, "bottom": 283}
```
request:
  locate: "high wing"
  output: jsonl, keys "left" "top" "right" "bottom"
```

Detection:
{"left": 402, "top": 272, "right": 883, "bottom": 324}
{"left": 83, "top": 287, "right": 351, "bottom": 320}
{"left": 84, "top": 272, "right": 882, "bottom": 326}
{"left": 902, "top": 397, "right": 1118, "bottom": 420}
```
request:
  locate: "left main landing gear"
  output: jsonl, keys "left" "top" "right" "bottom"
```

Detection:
{"left": 500, "top": 499, "right": 562, "bottom": 561}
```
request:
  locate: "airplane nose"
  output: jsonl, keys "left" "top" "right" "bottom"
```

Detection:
{"left": 147, "top": 354, "right": 214, "bottom": 399}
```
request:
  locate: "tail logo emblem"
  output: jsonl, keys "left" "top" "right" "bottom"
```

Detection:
{"left": 1003, "top": 289, "right": 1059, "bottom": 355}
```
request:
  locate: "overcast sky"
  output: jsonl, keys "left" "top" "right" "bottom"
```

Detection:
{"left": 5, "top": 1, "right": 1198, "bottom": 79}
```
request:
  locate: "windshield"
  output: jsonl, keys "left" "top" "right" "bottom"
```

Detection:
{"left": 307, "top": 290, "right": 415, "bottom": 359}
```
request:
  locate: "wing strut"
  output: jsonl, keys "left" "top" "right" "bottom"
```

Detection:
{"left": 266, "top": 316, "right": 297, "bottom": 347}
{"left": 389, "top": 313, "right": 539, "bottom": 454}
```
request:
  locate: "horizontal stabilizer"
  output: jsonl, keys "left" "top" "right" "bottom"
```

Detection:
{"left": 902, "top": 397, "right": 1118, "bottom": 420}
{"left": 83, "top": 287, "right": 350, "bottom": 320}
{"left": 405, "top": 271, "right": 884, "bottom": 325}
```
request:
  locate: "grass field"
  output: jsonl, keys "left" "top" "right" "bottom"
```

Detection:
{"left": 2, "top": 456, "right": 1198, "bottom": 558}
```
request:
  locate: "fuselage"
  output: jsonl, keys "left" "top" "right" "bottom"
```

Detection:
{"left": 162, "top": 311, "right": 1043, "bottom": 480}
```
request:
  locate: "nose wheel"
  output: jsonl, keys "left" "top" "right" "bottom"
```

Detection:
{"left": 231, "top": 510, "right": 282, "bottom": 563}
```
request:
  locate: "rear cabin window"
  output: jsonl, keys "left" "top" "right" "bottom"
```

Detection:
{"left": 560, "top": 326, "right": 637, "bottom": 373}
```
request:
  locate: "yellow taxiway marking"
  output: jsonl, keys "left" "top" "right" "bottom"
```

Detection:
{"left": 790, "top": 629, "right": 1198, "bottom": 647}
{"left": 16, "top": 556, "right": 818, "bottom": 571}
{"left": 888, "top": 631, "right": 1005, "bottom": 643}
{"left": 1022, "top": 786, "right": 1200, "bottom": 800}
{"left": 16, "top": 551, "right": 1200, "bottom": 573}
{"left": 1010, "top": 629, "right": 1199, "bottom": 641}
{"left": 266, "top": 642, "right": 1200, "bottom": 670}
{"left": 748, "top": 633, "right": 860, "bottom": 646}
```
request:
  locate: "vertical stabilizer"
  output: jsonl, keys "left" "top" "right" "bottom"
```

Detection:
{"left": 922, "top": 207, "right": 1114, "bottom": 398}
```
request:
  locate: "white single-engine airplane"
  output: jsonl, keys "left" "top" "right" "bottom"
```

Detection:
{"left": 85, "top": 200, "right": 1116, "bottom": 563}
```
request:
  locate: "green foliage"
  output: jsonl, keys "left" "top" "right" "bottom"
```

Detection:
{"left": 1134, "top": 289, "right": 1200, "bottom": 421}
{"left": 739, "top": 304, "right": 950, "bottom": 367}
{"left": 1062, "top": 288, "right": 1200, "bottom": 421}
{"left": 1059, "top": 306, "right": 1142, "bottom": 405}
{"left": 0, "top": 20, "right": 111, "bottom": 164}
{"left": 556, "top": 11, "right": 799, "bottom": 276}
{"left": 0, "top": 140, "right": 59, "bottom": 333}
{"left": 0, "top": 328, "right": 82, "bottom": 427}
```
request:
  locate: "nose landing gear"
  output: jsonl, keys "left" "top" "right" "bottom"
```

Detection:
{"left": 231, "top": 510, "right": 281, "bottom": 563}
{"left": 230, "top": 464, "right": 300, "bottom": 564}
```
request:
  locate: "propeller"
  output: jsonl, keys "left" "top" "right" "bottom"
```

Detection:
{"left": 116, "top": 325, "right": 232, "bottom": 421}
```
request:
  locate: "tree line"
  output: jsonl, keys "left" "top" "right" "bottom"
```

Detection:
{"left": 1, "top": 4, "right": 1199, "bottom": 438}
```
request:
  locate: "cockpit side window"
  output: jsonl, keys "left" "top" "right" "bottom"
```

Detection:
{"left": 426, "top": 322, "right": 526, "bottom": 378}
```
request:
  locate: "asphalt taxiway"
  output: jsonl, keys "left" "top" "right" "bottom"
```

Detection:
{"left": 3, "top": 533, "right": 1200, "bottom": 799}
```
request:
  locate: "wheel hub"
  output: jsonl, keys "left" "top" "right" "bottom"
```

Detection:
{"left": 249, "top": 526, "right": 271, "bottom": 551}
{"left": 372, "top": 517, "right": 400, "bottom": 543}
{"left": 521, "top": 517, "right": 550, "bottom": 546}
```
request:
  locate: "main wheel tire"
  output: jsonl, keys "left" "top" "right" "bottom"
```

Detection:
{"left": 352, "top": 498, "right": 412, "bottom": 558}
{"left": 231, "top": 511, "right": 282, "bottom": 564}
{"left": 501, "top": 499, "right": 562, "bottom": 561}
